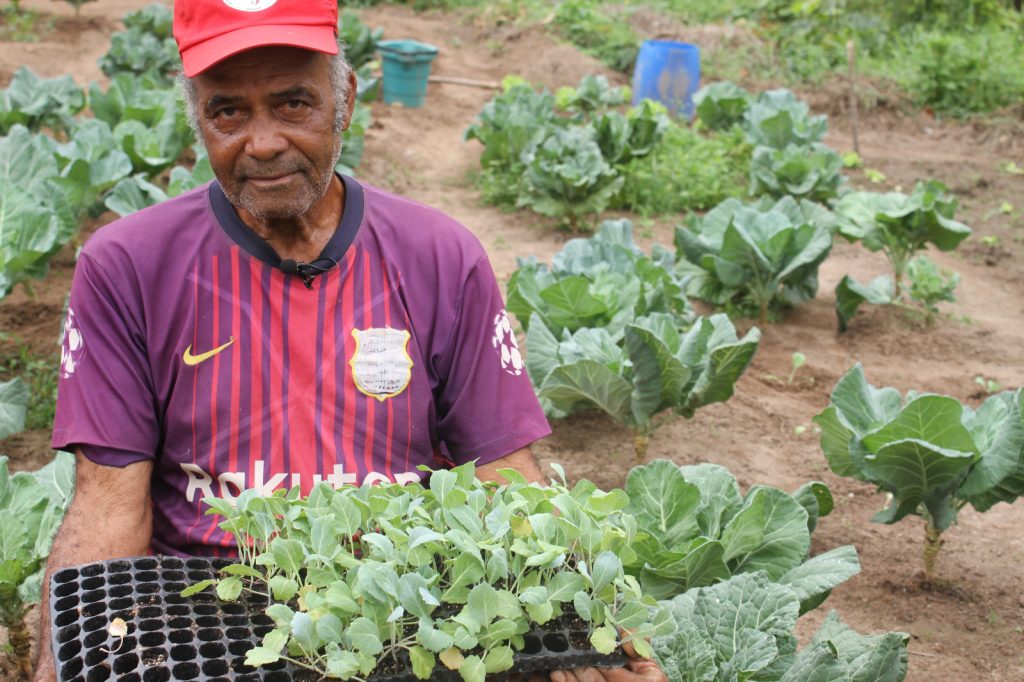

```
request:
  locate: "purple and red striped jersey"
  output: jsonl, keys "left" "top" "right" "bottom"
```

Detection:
{"left": 52, "top": 176, "right": 550, "bottom": 556}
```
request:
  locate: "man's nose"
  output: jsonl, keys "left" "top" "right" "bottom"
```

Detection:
{"left": 244, "top": 120, "right": 289, "bottom": 160}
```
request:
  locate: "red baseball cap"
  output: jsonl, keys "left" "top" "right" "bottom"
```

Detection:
{"left": 174, "top": 0, "right": 339, "bottom": 77}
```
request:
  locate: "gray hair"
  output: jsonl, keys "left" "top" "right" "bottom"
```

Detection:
{"left": 177, "top": 45, "right": 353, "bottom": 142}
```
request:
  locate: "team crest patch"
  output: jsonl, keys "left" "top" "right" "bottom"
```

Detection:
{"left": 350, "top": 328, "right": 413, "bottom": 401}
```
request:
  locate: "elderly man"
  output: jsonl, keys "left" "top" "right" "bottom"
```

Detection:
{"left": 36, "top": 1, "right": 667, "bottom": 680}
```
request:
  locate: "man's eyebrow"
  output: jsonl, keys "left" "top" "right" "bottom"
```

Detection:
{"left": 269, "top": 86, "right": 317, "bottom": 100}
{"left": 204, "top": 94, "right": 243, "bottom": 113}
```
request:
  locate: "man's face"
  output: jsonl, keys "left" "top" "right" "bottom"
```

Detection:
{"left": 192, "top": 46, "right": 353, "bottom": 222}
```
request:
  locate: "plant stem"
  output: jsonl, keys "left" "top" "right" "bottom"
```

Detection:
{"left": 923, "top": 518, "right": 943, "bottom": 583}
{"left": 632, "top": 432, "right": 649, "bottom": 467}
{"left": 7, "top": 616, "right": 33, "bottom": 680}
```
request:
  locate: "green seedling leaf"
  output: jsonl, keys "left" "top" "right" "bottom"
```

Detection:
{"left": 215, "top": 576, "right": 243, "bottom": 602}
{"left": 268, "top": 575, "right": 299, "bottom": 602}
{"left": 245, "top": 646, "right": 281, "bottom": 667}
{"left": 591, "top": 624, "right": 619, "bottom": 654}
{"left": 409, "top": 646, "right": 435, "bottom": 680}
{"left": 180, "top": 579, "right": 215, "bottom": 597}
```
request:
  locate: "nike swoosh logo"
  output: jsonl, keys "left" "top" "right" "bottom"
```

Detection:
{"left": 183, "top": 337, "right": 236, "bottom": 366}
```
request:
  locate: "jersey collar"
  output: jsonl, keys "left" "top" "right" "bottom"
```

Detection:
{"left": 208, "top": 173, "right": 364, "bottom": 272}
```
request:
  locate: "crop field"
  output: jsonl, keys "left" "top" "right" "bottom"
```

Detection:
{"left": 1, "top": 0, "right": 1024, "bottom": 680}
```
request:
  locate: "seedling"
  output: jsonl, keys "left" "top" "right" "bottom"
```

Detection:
{"left": 842, "top": 151, "right": 863, "bottom": 168}
{"left": 975, "top": 375, "right": 1001, "bottom": 394}
{"left": 788, "top": 352, "right": 806, "bottom": 384}
{"left": 1004, "top": 161, "right": 1024, "bottom": 176}
{"left": 979, "top": 235, "right": 1002, "bottom": 247}
{"left": 864, "top": 168, "right": 886, "bottom": 183}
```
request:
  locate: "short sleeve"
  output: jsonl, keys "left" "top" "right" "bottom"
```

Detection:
{"left": 51, "top": 252, "right": 158, "bottom": 464}
{"left": 433, "top": 257, "right": 551, "bottom": 464}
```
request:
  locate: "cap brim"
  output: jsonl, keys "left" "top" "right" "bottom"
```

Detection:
{"left": 180, "top": 24, "right": 338, "bottom": 77}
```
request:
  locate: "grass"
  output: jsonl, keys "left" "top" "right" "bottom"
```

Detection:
{"left": 0, "top": 335, "right": 58, "bottom": 432}
{"left": 0, "top": 5, "right": 53, "bottom": 42}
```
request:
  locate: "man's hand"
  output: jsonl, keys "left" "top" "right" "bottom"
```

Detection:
{"left": 34, "top": 451, "right": 153, "bottom": 682}
{"left": 550, "top": 658, "right": 667, "bottom": 682}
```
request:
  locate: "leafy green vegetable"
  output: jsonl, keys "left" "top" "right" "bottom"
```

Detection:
{"left": 530, "top": 313, "right": 759, "bottom": 460}
{"left": 834, "top": 180, "right": 972, "bottom": 296}
{"left": 694, "top": 81, "right": 752, "bottom": 131}
{"left": 0, "top": 453, "right": 75, "bottom": 678}
{"left": 0, "top": 67, "right": 85, "bottom": 135}
{"left": 195, "top": 463, "right": 675, "bottom": 680}
{"left": 339, "top": 11, "right": 383, "bottom": 70}
{"left": 625, "top": 461, "right": 858, "bottom": 607}
{"left": 0, "top": 125, "right": 77, "bottom": 298}
{"left": 508, "top": 220, "right": 692, "bottom": 339}
{"left": 98, "top": 25, "right": 180, "bottom": 84}
{"left": 121, "top": 3, "right": 173, "bottom": 36}
{"left": 592, "top": 100, "right": 670, "bottom": 166}
{"left": 741, "top": 89, "right": 828, "bottom": 150}
{"left": 834, "top": 275, "right": 896, "bottom": 333}
{"left": 336, "top": 101, "right": 371, "bottom": 177}
{"left": 905, "top": 255, "right": 959, "bottom": 325}
{"left": 556, "top": 74, "right": 631, "bottom": 117}
{"left": 653, "top": 574, "right": 908, "bottom": 682}
{"left": 519, "top": 126, "right": 623, "bottom": 230}
{"left": 749, "top": 143, "right": 844, "bottom": 201}
{"left": 51, "top": 118, "right": 133, "bottom": 218}
{"left": 676, "top": 196, "right": 836, "bottom": 323}
{"left": 814, "top": 364, "right": 1024, "bottom": 580}
{"left": 0, "top": 378, "right": 29, "bottom": 440}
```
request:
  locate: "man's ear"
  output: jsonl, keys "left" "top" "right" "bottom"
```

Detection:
{"left": 341, "top": 68, "right": 358, "bottom": 131}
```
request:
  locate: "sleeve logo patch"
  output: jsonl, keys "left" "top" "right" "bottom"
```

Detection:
{"left": 491, "top": 309, "right": 524, "bottom": 376}
{"left": 60, "top": 307, "right": 84, "bottom": 379}
{"left": 350, "top": 328, "right": 413, "bottom": 401}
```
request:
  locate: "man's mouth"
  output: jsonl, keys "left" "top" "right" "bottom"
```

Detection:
{"left": 246, "top": 171, "right": 300, "bottom": 185}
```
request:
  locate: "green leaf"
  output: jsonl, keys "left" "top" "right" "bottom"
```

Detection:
{"left": 459, "top": 655, "right": 486, "bottom": 682}
{"left": 220, "top": 563, "right": 262, "bottom": 579}
{"left": 0, "top": 379, "right": 29, "bottom": 440}
{"left": 539, "top": 359, "right": 633, "bottom": 424}
{"left": 778, "top": 546, "right": 861, "bottom": 615}
{"left": 626, "top": 460, "right": 702, "bottom": 543}
{"left": 590, "top": 551, "right": 622, "bottom": 593}
{"left": 347, "top": 617, "right": 383, "bottom": 656}
{"left": 409, "top": 646, "right": 435, "bottom": 680}
{"left": 244, "top": 646, "right": 281, "bottom": 667}
{"left": 591, "top": 624, "right": 619, "bottom": 654}
{"left": 834, "top": 275, "right": 895, "bottom": 333}
{"left": 727, "top": 488, "right": 810, "bottom": 580}
{"left": 268, "top": 575, "right": 299, "bottom": 602}
{"left": 466, "top": 583, "right": 500, "bottom": 625}
{"left": 180, "top": 579, "right": 215, "bottom": 597}
{"left": 315, "top": 613, "right": 346, "bottom": 645}
{"left": 484, "top": 645, "right": 515, "bottom": 674}
{"left": 215, "top": 576, "right": 243, "bottom": 602}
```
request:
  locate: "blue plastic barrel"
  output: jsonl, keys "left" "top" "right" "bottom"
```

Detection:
{"left": 377, "top": 39, "right": 439, "bottom": 108}
{"left": 631, "top": 40, "right": 701, "bottom": 118}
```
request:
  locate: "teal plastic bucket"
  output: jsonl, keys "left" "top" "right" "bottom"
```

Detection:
{"left": 631, "top": 40, "right": 701, "bottom": 118}
{"left": 377, "top": 39, "right": 439, "bottom": 108}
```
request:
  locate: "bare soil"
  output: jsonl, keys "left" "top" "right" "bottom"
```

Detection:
{"left": 2, "top": 2, "right": 1024, "bottom": 680}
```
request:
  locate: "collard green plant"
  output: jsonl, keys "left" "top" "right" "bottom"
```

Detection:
{"left": 192, "top": 463, "right": 676, "bottom": 681}
{"left": 555, "top": 74, "right": 631, "bottom": 118}
{"left": 694, "top": 81, "right": 752, "bottom": 131}
{"left": 592, "top": 100, "right": 670, "bottom": 167}
{"left": 121, "top": 3, "right": 173, "bottom": 36}
{"left": 0, "top": 453, "right": 75, "bottom": 678}
{"left": 905, "top": 255, "right": 959, "bottom": 324}
{"left": 507, "top": 220, "right": 692, "bottom": 340}
{"left": 519, "top": 126, "right": 623, "bottom": 231}
{"left": 527, "top": 313, "right": 759, "bottom": 462}
{"left": 0, "top": 66, "right": 85, "bottom": 135}
{"left": 624, "top": 461, "right": 859, "bottom": 608}
{"left": 0, "top": 378, "right": 29, "bottom": 440}
{"left": 98, "top": 25, "right": 180, "bottom": 83}
{"left": 741, "top": 89, "right": 827, "bottom": 150}
{"left": 339, "top": 11, "right": 383, "bottom": 70}
{"left": 834, "top": 180, "right": 972, "bottom": 296}
{"left": 464, "top": 78, "right": 562, "bottom": 206}
{"left": 0, "top": 125, "right": 77, "bottom": 299}
{"left": 336, "top": 101, "right": 372, "bottom": 177}
{"left": 749, "top": 142, "right": 844, "bottom": 201}
{"left": 814, "top": 364, "right": 1024, "bottom": 581}
{"left": 105, "top": 146, "right": 215, "bottom": 217}
{"left": 675, "top": 196, "right": 836, "bottom": 324}
{"left": 51, "top": 118, "right": 134, "bottom": 218}
{"left": 653, "top": 577, "right": 909, "bottom": 682}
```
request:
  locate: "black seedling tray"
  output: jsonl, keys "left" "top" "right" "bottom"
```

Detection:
{"left": 50, "top": 557, "right": 626, "bottom": 682}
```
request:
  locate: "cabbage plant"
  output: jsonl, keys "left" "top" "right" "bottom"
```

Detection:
{"left": 508, "top": 220, "right": 691, "bottom": 339}
{"left": 694, "top": 81, "right": 752, "bottom": 131}
{"left": 527, "top": 313, "right": 759, "bottom": 463}
{"left": 749, "top": 142, "right": 844, "bottom": 201}
{"left": 0, "top": 67, "right": 85, "bottom": 135}
{"left": 675, "top": 196, "right": 836, "bottom": 324}
{"left": 741, "top": 89, "right": 827, "bottom": 150}
{"left": 814, "top": 365, "right": 1024, "bottom": 581}
{"left": 0, "top": 454, "right": 76, "bottom": 678}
